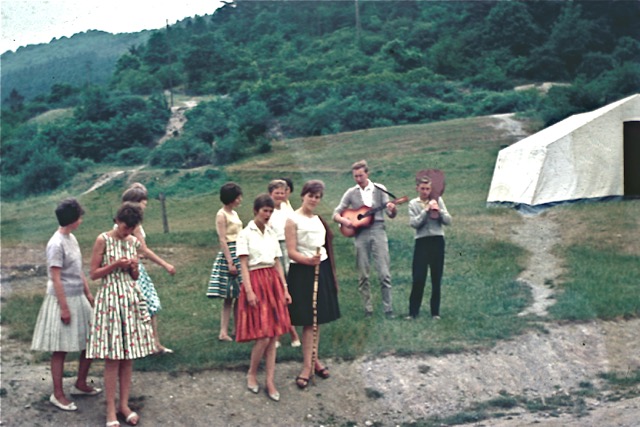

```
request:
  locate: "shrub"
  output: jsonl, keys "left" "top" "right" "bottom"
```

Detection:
{"left": 149, "top": 136, "right": 213, "bottom": 168}
{"left": 107, "top": 147, "right": 150, "bottom": 165}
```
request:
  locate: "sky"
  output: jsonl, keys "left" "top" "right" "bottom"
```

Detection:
{"left": 1, "top": 0, "right": 224, "bottom": 53}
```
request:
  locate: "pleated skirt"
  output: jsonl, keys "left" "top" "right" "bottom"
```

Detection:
{"left": 288, "top": 260, "right": 341, "bottom": 326}
{"left": 137, "top": 262, "right": 161, "bottom": 316}
{"left": 207, "top": 242, "right": 241, "bottom": 299}
{"left": 235, "top": 267, "right": 292, "bottom": 343}
{"left": 31, "top": 294, "right": 93, "bottom": 353}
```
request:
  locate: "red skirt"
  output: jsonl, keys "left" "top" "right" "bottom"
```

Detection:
{"left": 236, "top": 267, "right": 292, "bottom": 342}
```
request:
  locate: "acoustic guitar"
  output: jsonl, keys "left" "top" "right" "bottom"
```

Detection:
{"left": 416, "top": 169, "right": 446, "bottom": 219}
{"left": 338, "top": 196, "right": 409, "bottom": 238}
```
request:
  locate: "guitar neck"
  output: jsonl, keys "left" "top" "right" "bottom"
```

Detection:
{"left": 361, "top": 196, "right": 409, "bottom": 218}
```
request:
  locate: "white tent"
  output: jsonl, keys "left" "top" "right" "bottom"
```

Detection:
{"left": 487, "top": 94, "right": 640, "bottom": 209}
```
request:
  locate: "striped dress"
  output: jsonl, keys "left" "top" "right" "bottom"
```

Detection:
{"left": 87, "top": 232, "right": 155, "bottom": 360}
{"left": 206, "top": 208, "right": 243, "bottom": 299}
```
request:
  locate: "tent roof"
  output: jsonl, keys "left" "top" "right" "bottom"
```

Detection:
{"left": 487, "top": 94, "right": 640, "bottom": 209}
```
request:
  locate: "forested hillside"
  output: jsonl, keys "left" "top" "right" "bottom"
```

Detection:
{"left": 2, "top": 0, "right": 639, "bottom": 200}
{"left": 1, "top": 30, "right": 152, "bottom": 101}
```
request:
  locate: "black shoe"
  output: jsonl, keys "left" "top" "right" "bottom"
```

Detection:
{"left": 364, "top": 311, "right": 373, "bottom": 318}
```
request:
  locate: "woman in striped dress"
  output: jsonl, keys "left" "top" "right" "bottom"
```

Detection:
{"left": 207, "top": 182, "right": 243, "bottom": 341}
{"left": 88, "top": 202, "right": 155, "bottom": 427}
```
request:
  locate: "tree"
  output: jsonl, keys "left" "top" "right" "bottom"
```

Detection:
{"left": 5, "top": 89, "right": 25, "bottom": 112}
{"left": 482, "top": 1, "right": 540, "bottom": 56}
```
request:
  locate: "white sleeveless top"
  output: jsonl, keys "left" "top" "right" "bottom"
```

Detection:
{"left": 288, "top": 212, "right": 327, "bottom": 263}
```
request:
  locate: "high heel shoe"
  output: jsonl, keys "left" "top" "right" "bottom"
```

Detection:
{"left": 314, "top": 366, "right": 330, "bottom": 379}
{"left": 295, "top": 376, "right": 310, "bottom": 389}
{"left": 247, "top": 383, "right": 259, "bottom": 394}
{"left": 266, "top": 387, "right": 280, "bottom": 402}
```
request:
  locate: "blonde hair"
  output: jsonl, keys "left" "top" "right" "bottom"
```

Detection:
{"left": 268, "top": 179, "right": 287, "bottom": 194}
{"left": 351, "top": 159, "right": 368, "bottom": 172}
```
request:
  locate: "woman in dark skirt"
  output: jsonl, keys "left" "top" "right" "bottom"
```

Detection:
{"left": 285, "top": 180, "right": 340, "bottom": 389}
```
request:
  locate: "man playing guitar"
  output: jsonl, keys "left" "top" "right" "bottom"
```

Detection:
{"left": 333, "top": 160, "right": 398, "bottom": 318}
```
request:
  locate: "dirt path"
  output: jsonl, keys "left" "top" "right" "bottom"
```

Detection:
{"left": 157, "top": 99, "right": 197, "bottom": 145}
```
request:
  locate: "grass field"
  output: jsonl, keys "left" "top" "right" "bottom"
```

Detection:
{"left": 2, "top": 115, "right": 638, "bottom": 372}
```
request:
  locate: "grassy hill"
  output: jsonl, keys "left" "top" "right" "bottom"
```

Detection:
{"left": 2, "top": 115, "right": 638, "bottom": 372}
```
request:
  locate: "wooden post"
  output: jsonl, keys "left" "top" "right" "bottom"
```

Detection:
{"left": 158, "top": 192, "right": 169, "bottom": 233}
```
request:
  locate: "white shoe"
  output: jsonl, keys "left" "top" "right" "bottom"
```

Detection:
{"left": 49, "top": 394, "right": 77, "bottom": 411}
{"left": 275, "top": 341, "right": 281, "bottom": 348}
{"left": 291, "top": 340, "right": 301, "bottom": 347}
{"left": 71, "top": 385, "right": 103, "bottom": 396}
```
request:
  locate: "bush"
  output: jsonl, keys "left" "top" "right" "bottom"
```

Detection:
{"left": 18, "top": 148, "right": 71, "bottom": 196}
{"left": 106, "top": 147, "right": 150, "bottom": 165}
{"left": 149, "top": 136, "right": 213, "bottom": 168}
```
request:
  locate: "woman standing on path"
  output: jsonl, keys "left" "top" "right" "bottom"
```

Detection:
{"left": 88, "top": 202, "right": 156, "bottom": 426}
{"left": 285, "top": 180, "right": 340, "bottom": 389}
{"left": 207, "top": 182, "right": 243, "bottom": 341}
{"left": 31, "top": 198, "right": 101, "bottom": 412}
{"left": 235, "top": 194, "right": 292, "bottom": 402}
{"left": 121, "top": 184, "right": 176, "bottom": 353}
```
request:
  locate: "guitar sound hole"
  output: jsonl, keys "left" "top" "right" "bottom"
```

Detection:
{"left": 357, "top": 214, "right": 364, "bottom": 220}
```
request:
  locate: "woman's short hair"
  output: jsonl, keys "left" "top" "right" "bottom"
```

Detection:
{"left": 253, "top": 193, "right": 275, "bottom": 212}
{"left": 280, "top": 177, "right": 294, "bottom": 193}
{"left": 268, "top": 179, "right": 287, "bottom": 194}
{"left": 55, "top": 198, "right": 85, "bottom": 226}
{"left": 300, "top": 180, "right": 325, "bottom": 197}
{"left": 115, "top": 202, "right": 144, "bottom": 228}
{"left": 220, "top": 182, "right": 243, "bottom": 205}
{"left": 129, "top": 182, "right": 148, "bottom": 194}
{"left": 121, "top": 187, "right": 148, "bottom": 203}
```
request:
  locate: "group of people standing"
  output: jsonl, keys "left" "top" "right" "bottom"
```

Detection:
{"left": 31, "top": 183, "right": 175, "bottom": 426}
{"left": 30, "top": 158, "right": 451, "bottom": 424}
{"left": 207, "top": 178, "right": 340, "bottom": 400}
{"left": 206, "top": 159, "right": 452, "bottom": 401}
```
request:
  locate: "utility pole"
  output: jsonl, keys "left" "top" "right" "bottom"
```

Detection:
{"left": 354, "top": 0, "right": 361, "bottom": 47}
{"left": 166, "top": 19, "right": 174, "bottom": 107}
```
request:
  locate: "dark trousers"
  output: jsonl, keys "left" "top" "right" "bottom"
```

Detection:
{"left": 409, "top": 236, "right": 445, "bottom": 317}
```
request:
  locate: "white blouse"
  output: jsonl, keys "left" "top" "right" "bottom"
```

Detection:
{"left": 236, "top": 220, "right": 282, "bottom": 271}
{"left": 288, "top": 212, "right": 328, "bottom": 263}
{"left": 269, "top": 202, "right": 293, "bottom": 241}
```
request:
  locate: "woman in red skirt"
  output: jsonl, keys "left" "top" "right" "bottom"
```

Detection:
{"left": 235, "top": 194, "right": 292, "bottom": 402}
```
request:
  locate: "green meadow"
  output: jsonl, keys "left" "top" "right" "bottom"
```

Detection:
{"left": 2, "top": 115, "right": 638, "bottom": 372}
